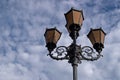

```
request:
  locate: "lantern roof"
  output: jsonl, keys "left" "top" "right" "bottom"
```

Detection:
{"left": 87, "top": 28, "right": 106, "bottom": 37}
{"left": 64, "top": 8, "right": 84, "bottom": 20}
{"left": 44, "top": 27, "right": 62, "bottom": 37}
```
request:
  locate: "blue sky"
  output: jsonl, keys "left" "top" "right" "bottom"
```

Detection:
{"left": 0, "top": 0, "right": 120, "bottom": 80}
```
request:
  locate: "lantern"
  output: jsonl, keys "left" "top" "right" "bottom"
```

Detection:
{"left": 64, "top": 8, "right": 84, "bottom": 33}
{"left": 44, "top": 28, "right": 61, "bottom": 51}
{"left": 87, "top": 28, "right": 106, "bottom": 53}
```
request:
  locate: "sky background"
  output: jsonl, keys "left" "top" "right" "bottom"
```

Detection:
{"left": 0, "top": 0, "right": 120, "bottom": 80}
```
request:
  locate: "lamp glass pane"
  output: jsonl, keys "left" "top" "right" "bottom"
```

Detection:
{"left": 88, "top": 32, "right": 95, "bottom": 45}
{"left": 79, "top": 14, "right": 84, "bottom": 26}
{"left": 92, "top": 30, "right": 100, "bottom": 43}
{"left": 73, "top": 11, "right": 80, "bottom": 24}
{"left": 53, "top": 30, "right": 61, "bottom": 44}
{"left": 65, "top": 11, "right": 73, "bottom": 27}
{"left": 45, "top": 30, "right": 54, "bottom": 44}
{"left": 100, "top": 30, "right": 105, "bottom": 44}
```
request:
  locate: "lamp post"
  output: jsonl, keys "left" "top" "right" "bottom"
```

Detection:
{"left": 44, "top": 8, "right": 106, "bottom": 80}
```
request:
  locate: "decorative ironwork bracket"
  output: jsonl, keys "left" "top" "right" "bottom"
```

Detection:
{"left": 48, "top": 46, "right": 69, "bottom": 60}
{"left": 81, "top": 46, "right": 103, "bottom": 61}
{"left": 47, "top": 45, "right": 103, "bottom": 62}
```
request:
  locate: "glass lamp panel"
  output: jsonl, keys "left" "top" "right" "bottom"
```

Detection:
{"left": 87, "top": 32, "right": 95, "bottom": 45}
{"left": 92, "top": 30, "right": 100, "bottom": 43}
{"left": 45, "top": 30, "right": 54, "bottom": 44}
{"left": 53, "top": 29, "right": 61, "bottom": 44}
{"left": 79, "top": 13, "right": 84, "bottom": 26}
{"left": 73, "top": 10, "right": 83, "bottom": 26}
{"left": 100, "top": 30, "right": 106, "bottom": 44}
{"left": 65, "top": 11, "right": 73, "bottom": 29}
{"left": 73, "top": 10, "right": 80, "bottom": 24}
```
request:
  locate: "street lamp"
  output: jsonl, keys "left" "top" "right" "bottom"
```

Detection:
{"left": 44, "top": 8, "right": 106, "bottom": 80}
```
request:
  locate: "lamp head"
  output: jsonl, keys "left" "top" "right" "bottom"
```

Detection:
{"left": 64, "top": 8, "right": 84, "bottom": 39}
{"left": 87, "top": 28, "right": 106, "bottom": 53}
{"left": 44, "top": 28, "right": 61, "bottom": 52}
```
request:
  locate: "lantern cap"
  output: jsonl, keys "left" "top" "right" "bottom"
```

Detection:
{"left": 64, "top": 8, "right": 84, "bottom": 20}
{"left": 44, "top": 27, "right": 62, "bottom": 37}
{"left": 87, "top": 28, "right": 106, "bottom": 37}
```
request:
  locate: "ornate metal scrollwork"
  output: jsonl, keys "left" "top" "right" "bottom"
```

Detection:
{"left": 81, "top": 46, "right": 102, "bottom": 61}
{"left": 56, "top": 46, "right": 68, "bottom": 56}
{"left": 48, "top": 46, "right": 69, "bottom": 60}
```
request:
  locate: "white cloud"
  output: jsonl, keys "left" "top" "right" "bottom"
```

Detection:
{"left": 0, "top": 63, "right": 33, "bottom": 80}
{"left": 0, "top": 0, "right": 120, "bottom": 80}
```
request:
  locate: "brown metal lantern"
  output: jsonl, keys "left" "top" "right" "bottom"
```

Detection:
{"left": 44, "top": 28, "right": 62, "bottom": 51}
{"left": 64, "top": 8, "right": 84, "bottom": 33}
{"left": 87, "top": 28, "right": 106, "bottom": 53}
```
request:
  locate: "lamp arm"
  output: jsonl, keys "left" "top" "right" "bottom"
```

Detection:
{"left": 48, "top": 52, "right": 69, "bottom": 60}
{"left": 48, "top": 46, "right": 69, "bottom": 60}
{"left": 80, "top": 46, "right": 103, "bottom": 61}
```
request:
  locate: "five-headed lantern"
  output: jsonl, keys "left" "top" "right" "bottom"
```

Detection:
{"left": 64, "top": 8, "right": 84, "bottom": 38}
{"left": 87, "top": 28, "right": 106, "bottom": 53}
{"left": 44, "top": 28, "right": 61, "bottom": 52}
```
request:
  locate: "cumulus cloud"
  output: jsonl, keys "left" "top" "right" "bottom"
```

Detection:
{"left": 0, "top": 0, "right": 119, "bottom": 80}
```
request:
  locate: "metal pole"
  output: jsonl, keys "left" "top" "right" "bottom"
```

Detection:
{"left": 72, "top": 30, "right": 78, "bottom": 80}
{"left": 73, "top": 64, "right": 78, "bottom": 80}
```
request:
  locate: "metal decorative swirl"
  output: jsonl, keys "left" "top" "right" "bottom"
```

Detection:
{"left": 81, "top": 46, "right": 101, "bottom": 61}
{"left": 48, "top": 46, "right": 69, "bottom": 60}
